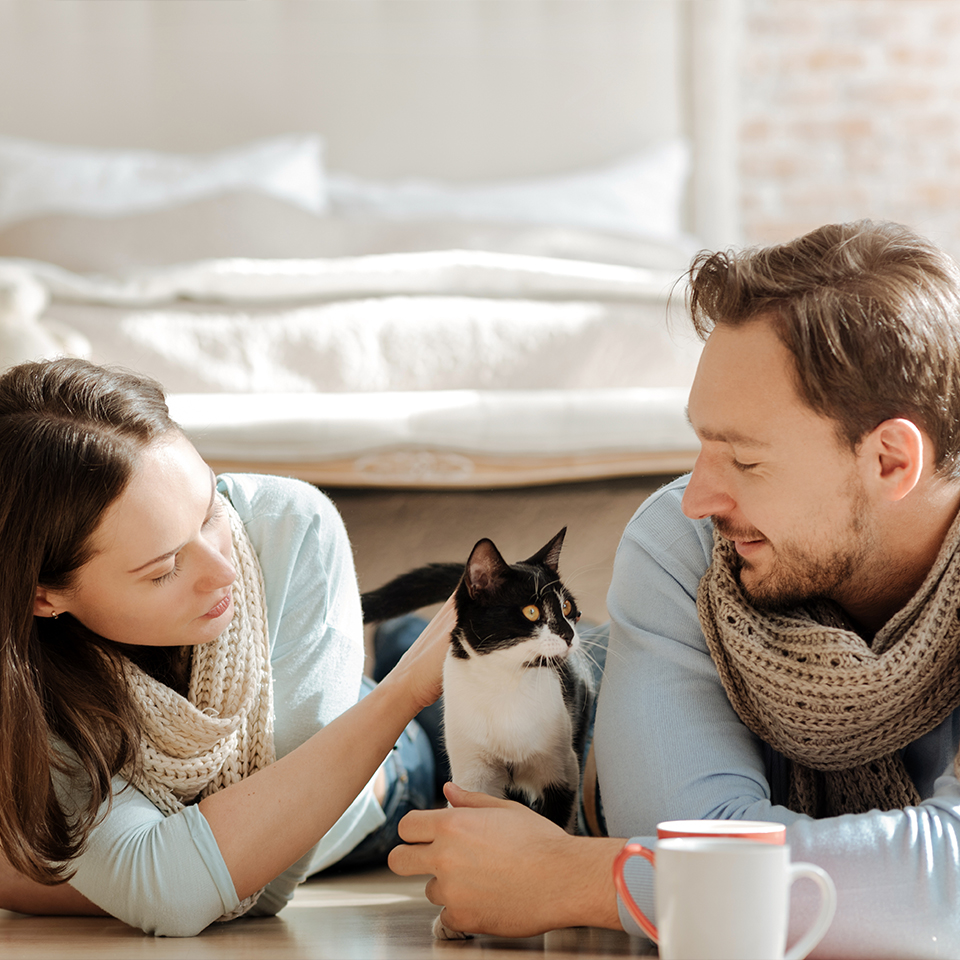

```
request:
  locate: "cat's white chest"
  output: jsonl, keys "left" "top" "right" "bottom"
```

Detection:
{"left": 442, "top": 643, "right": 572, "bottom": 762}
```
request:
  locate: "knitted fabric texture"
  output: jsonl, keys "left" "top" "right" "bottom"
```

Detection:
{"left": 697, "top": 511, "right": 960, "bottom": 818}
{"left": 122, "top": 494, "right": 275, "bottom": 917}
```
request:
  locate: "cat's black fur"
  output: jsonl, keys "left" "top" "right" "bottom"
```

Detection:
{"left": 361, "top": 528, "right": 594, "bottom": 831}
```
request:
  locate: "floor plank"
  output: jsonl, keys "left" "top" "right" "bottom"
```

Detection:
{"left": 0, "top": 867, "right": 653, "bottom": 959}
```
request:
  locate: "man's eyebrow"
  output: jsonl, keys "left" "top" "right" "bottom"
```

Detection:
{"left": 684, "top": 407, "right": 771, "bottom": 448}
{"left": 127, "top": 471, "right": 217, "bottom": 574}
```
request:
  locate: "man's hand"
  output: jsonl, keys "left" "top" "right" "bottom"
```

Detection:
{"left": 388, "top": 782, "right": 625, "bottom": 938}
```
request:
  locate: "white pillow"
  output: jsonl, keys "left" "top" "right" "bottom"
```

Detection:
{"left": 0, "top": 134, "right": 327, "bottom": 228}
{"left": 0, "top": 264, "right": 90, "bottom": 369}
{"left": 327, "top": 140, "right": 691, "bottom": 240}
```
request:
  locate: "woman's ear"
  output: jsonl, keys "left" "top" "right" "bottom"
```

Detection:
{"left": 33, "top": 586, "right": 61, "bottom": 619}
{"left": 861, "top": 418, "right": 925, "bottom": 501}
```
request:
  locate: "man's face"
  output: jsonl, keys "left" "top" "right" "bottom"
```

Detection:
{"left": 682, "top": 316, "right": 881, "bottom": 613}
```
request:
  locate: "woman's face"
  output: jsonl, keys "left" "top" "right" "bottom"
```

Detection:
{"left": 38, "top": 433, "right": 237, "bottom": 647}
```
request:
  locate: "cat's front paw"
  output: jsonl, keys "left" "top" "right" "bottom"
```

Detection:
{"left": 432, "top": 912, "right": 472, "bottom": 940}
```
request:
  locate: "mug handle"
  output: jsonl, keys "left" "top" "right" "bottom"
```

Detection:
{"left": 612, "top": 842, "right": 659, "bottom": 943}
{"left": 784, "top": 862, "right": 837, "bottom": 960}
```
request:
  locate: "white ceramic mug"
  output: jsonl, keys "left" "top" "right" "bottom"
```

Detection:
{"left": 614, "top": 838, "right": 836, "bottom": 960}
{"left": 657, "top": 818, "right": 786, "bottom": 845}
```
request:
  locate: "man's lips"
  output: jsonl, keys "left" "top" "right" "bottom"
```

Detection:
{"left": 733, "top": 538, "right": 766, "bottom": 559}
{"left": 713, "top": 520, "right": 766, "bottom": 557}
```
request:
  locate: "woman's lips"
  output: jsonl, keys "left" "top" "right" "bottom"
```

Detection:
{"left": 204, "top": 594, "right": 232, "bottom": 619}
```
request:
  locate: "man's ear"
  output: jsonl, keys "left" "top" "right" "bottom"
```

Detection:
{"left": 860, "top": 418, "right": 925, "bottom": 501}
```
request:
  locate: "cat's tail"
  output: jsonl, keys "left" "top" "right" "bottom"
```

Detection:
{"left": 361, "top": 562, "right": 464, "bottom": 623}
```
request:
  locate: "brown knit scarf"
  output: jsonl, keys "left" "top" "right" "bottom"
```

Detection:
{"left": 697, "top": 511, "right": 960, "bottom": 818}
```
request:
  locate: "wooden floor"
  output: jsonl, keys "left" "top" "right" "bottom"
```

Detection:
{"left": 0, "top": 867, "right": 654, "bottom": 959}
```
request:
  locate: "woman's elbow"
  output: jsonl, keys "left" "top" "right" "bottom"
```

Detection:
{"left": 0, "top": 860, "right": 107, "bottom": 917}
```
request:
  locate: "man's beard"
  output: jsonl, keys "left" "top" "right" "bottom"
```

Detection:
{"left": 734, "top": 541, "right": 864, "bottom": 613}
{"left": 715, "top": 487, "right": 874, "bottom": 614}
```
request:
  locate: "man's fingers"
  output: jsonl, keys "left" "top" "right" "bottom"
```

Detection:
{"left": 387, "top": 837, "right": 432, "bottom": 877}
{"left": 399, "top": 807, "right": 446, "bottom": 843}
{"left": 443, "top": 781, "right": 518, "bottom": 810}
{"left": 423, "top": 874, "right": 443, "bottom": 906}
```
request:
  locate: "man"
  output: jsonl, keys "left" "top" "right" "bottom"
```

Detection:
{"left": 389, "top": 221, "right": 960, "bottom": 957}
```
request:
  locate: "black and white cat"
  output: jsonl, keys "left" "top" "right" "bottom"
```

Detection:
{"left": 362, "top": 528, "right": 595, "bottom": 937}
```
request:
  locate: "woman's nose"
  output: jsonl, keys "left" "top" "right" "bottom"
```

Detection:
{"left": 681, "top": 452, "right": 735, "bottom": 520}
{"left": 198, "top": 544, "right": 237, "bottom": 591}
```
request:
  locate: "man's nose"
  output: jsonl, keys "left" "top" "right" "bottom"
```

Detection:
{"left": 681, "top": 452, "right": 735, "bottom": 520}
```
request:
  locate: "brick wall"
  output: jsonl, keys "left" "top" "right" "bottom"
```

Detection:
{"left": 739, "top": 0, "right": 960, "bottom": 262}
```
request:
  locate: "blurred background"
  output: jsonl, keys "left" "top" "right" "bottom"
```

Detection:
{"left": 0, "top": 0, "right": 957, "bottom": 630}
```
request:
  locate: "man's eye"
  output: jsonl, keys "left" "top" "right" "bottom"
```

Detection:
{"left": 732, "top": 459, "right": 759, "bottom": 472}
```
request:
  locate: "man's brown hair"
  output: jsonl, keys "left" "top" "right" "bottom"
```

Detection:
{"left": 687, "top": 220, "right": 960, "bottom": 478}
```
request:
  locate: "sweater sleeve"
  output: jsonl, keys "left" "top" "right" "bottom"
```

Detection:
{"left": 62, "top": 473, "right": 383, "bottom": 936}
{"left": 595, "top": 475, "right": 960, "bottom": 959}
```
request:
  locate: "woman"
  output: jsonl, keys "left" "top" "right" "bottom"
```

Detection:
{"left": 0, "top": 357, "right": 453, "bottom": 936}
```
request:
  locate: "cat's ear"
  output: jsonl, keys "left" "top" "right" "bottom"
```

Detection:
{"left": 526, "top": 527, "right": 566, "bottom": 573}
{"left": 464, "top": 538, "right": 510, "bottom": 598}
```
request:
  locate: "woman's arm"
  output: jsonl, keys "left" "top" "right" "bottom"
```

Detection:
{"left": 0, "top": 855, "right": 107, "bottom": 916}
{"left": 199, "top": 596, "right": 454, "bottom": 899}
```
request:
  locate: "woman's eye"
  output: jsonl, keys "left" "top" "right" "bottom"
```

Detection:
{"left": 203, "top": 501, "right": 223, "bottom": 527}
{"left": 522, "top": 604, "right": 540, "bottom": 622}
{"left": 152, "top": 555, "right": 182, "bottom": 586}
{"left": 732, "top": 459, "right": 759, "bottom": 472}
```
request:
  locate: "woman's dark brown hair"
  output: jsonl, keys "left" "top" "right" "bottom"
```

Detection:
{"left": 687, "top": 220, "right": 960, "bottom": 478}
{"left": 0, "top": 357, "right": 180, "bottom": 884}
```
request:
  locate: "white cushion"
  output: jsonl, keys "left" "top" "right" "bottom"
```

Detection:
{"left": 0, "top": 134, "right": 326, "bottom": 228}
{"left": 328, "top": 140, "right": 691, "bottom": 240}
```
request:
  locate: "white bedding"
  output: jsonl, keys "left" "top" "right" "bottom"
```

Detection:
{"left": 1, "top": 249, "right": 701, "bottom": 486}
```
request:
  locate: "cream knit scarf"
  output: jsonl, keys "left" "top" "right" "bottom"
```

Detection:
{"left": 697, "top": 511, "right": 960, "bottom": 818}
{"left": 122, "top": 494, "right": 275, "bottom": 918}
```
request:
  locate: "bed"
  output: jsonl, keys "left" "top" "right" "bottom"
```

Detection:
{"left": 0, "top": 0, "right": 741, "bottom": 489}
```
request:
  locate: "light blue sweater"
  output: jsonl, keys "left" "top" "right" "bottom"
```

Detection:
{"left": 595, "top": 475, "right": 960, "bottom": 958}
{"left": 61, "top": 474, "right": 385, "bottom": 936}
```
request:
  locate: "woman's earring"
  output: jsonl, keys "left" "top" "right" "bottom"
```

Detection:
{"left": 50, "top": 611, "right": 59, "bottom": 620}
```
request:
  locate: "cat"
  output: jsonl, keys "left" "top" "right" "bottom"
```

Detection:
{"left": 361, "top": 528, "right": 595, "bottom": 940}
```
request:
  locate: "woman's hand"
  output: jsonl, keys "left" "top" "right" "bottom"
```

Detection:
{"left": 388, "top": 782, "right": 626, "bottom": 937}
{"left": 380, "top": 594, "right": 457, "bottom": 711}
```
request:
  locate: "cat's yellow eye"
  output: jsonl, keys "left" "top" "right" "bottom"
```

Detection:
{"left": 522, "top": 604, "right": 541, "bottom": 621}
{"left": 562, "top": 599, "right": 573, "bottom": 617}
